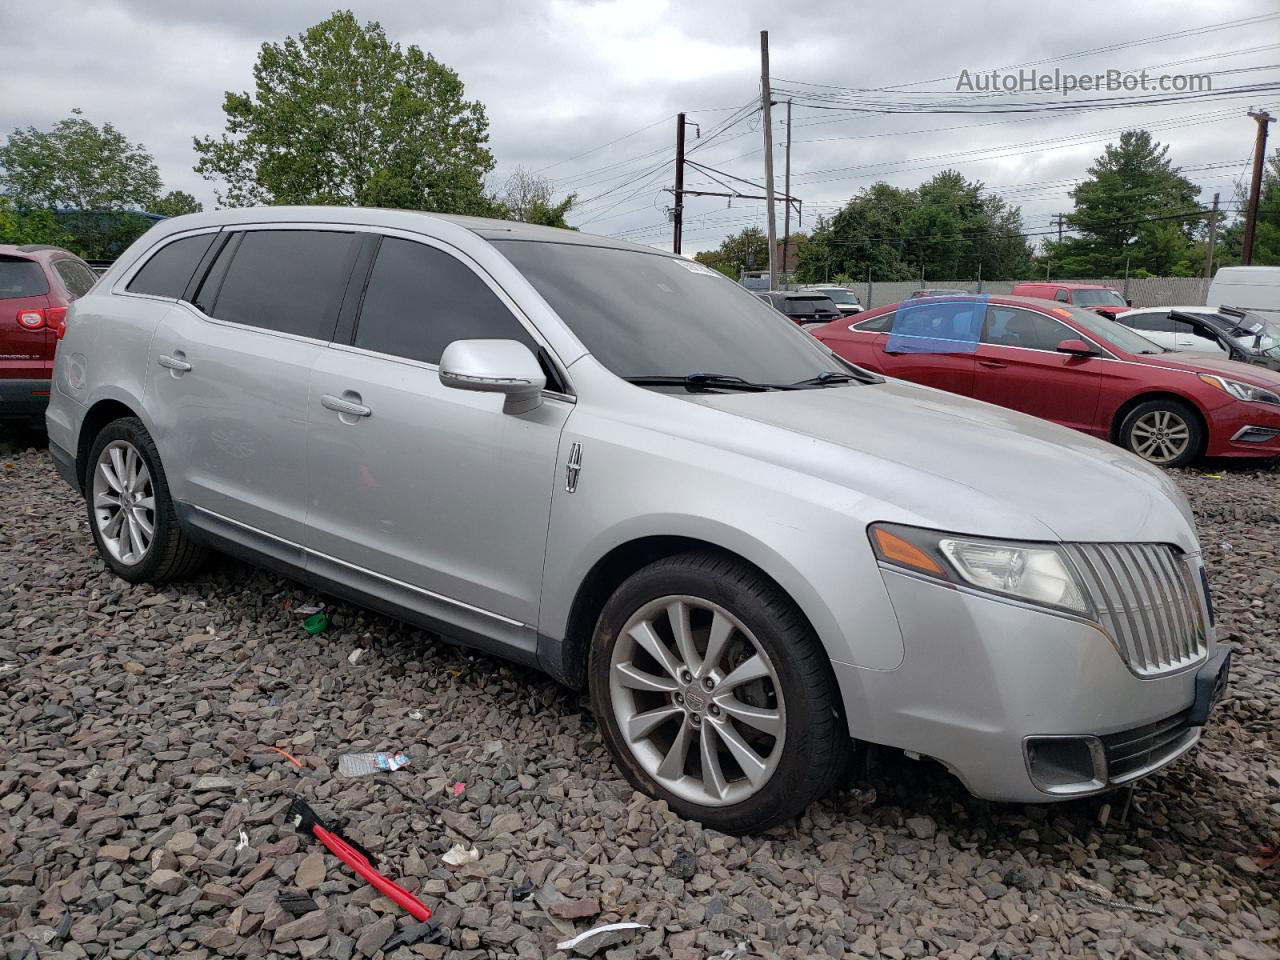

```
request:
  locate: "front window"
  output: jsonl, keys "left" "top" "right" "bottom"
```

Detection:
{"left": 1072, "top": 288, "right": 1127, "bottom": 308}
{"left": 494, "top": 241, "right": 849, "bottom": 384}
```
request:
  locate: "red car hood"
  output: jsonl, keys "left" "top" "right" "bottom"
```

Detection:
{"left": 1132, "top": 351, "right": 1280, "bottom": 388}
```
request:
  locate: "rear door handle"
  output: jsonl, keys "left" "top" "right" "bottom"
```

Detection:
{"left": 978, "top": 359, "right": 1007, "bottom": 368}
{"left": 157, "top": 354, "right": 191, "bottom": 372}
{"left": 321, "top": 394, "right": 372, "bottom": 418}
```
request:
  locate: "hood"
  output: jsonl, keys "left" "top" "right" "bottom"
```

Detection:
{"left": 686, "top": 380, "right": 1199, "bottom": 551}
{"left": 1134, "top": 351, "right": 1280, "bottom": 388}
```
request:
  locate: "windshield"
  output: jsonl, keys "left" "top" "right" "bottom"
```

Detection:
{"left": 1220, "top": 311, "right": 1280, "bottom": 357}
{"left": 1072, "top": 288, "right": 1127, "bottom": 307}
{"left": 1058, "top": 304, "right": 1168, "bottom": 354}
{"left": 495, "top": 241, "right": 848, "bottom": 383}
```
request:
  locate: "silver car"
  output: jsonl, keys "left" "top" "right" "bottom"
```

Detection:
{"left": 46, "top": 208, "right": 1230, "bottom": 833}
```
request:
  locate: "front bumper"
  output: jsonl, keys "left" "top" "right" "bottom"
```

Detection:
{"left": 0, "top": 378, "right": 51, "bottom": 420}
{"left": 1206, "top": 400, "right": 1280, "bottom": 457}
{"left": 835, "top": 569, "right": 1223, "bottom": 802}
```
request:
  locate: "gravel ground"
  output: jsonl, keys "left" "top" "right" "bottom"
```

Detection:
{"left": 1, "top": 428, "right": 1277, "bottom": 960}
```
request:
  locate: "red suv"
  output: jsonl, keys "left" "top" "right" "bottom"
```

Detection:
{"left": 1, "top": 244, "right": 97, "bottom": 422}
{"left": 812, "top": 295, "right": 1280, "bottom": 467}
{"left": 1010, "top": 282, "right": 1130, "bottom": 314}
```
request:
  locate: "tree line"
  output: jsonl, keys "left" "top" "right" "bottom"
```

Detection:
{"left": 0, "top": 11, "right": 575, "bottom": 260}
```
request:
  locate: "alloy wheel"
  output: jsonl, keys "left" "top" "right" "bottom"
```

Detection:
{"left": 1130, "top": 409, "right": 1191, "bottom": 464}
{"left": 608, "top": 595, "right": 786, "bottom": 806}
{"left": 92, "top": 440, "right": 156, "bottom": 565}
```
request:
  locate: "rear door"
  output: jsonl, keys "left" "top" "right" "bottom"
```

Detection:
{"left": 144, "top": 227, "right": 362, "bottom": 545}
{"left": 875, "top": 298, "right": 983, "bottom": 395}
{"left": 972, "top": 304, "right": 1103, "bottom": 433}
{"left": 0, "top": 255, "right": 52, "bottom": 382}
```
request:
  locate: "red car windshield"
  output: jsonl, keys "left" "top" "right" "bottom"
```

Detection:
{"left": 1072, "top": 288, "right": 1127, "bottom": 308}
{"left": 1057, "top": 304, "right": 1165, "bottom": 355}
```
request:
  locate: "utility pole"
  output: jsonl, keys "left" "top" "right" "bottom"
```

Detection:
{"left": 782, "top": 99, "right": 792, "bottom": 281}
{"left": 1242, "top": 108, "right": 1275, "bottom": 265}
{"left": 672, "top": 113, "right": 686, "bottom": 255}
{"left": 760, "top": 30, "right": 778, "bottom": 290}
{"left": 1203, "top": 192, "right": 1220, "bottom": 279}
{"left": 1053, "top": 213, "right": 1065, "bottom": 243}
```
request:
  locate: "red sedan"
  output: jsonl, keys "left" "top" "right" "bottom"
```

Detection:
{"left": 811, "top": 295, "right": 1280, "bottom": 467}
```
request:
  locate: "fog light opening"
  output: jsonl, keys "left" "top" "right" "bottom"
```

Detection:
{"left": 1025, "top": 736, "right": 1106, "bottom": 796}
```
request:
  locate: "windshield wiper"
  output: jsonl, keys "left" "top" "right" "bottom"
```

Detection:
{"left": 789, "top": 369, "right": 881, "bottom": 387}
{"left": 623, "top": 373, "right": 802, "bottom": 392}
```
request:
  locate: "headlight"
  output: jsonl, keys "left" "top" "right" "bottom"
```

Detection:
{"left": 869, "top": 523, "right": 1090, "bottom": 615}
{"left": 1198, "top": 373, "right": 1280, "bottom": 405}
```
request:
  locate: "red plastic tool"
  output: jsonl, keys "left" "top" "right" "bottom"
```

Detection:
{"left": 288, "top": 798, "right": 432, "bottom": 922}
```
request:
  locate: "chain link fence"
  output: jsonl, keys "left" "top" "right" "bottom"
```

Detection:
{"left": 848, "top": 276, "right": 1213, "bottom": 310}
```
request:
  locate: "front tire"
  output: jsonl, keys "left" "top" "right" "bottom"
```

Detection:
{"left": 1119, "top": 399, "right": 1203, "bottom": 467}
{"left": 589, "top": 552, "right": 848, "bottom": 833}
{"left": 86, "top": 418, "right": 207, "bottom": 583}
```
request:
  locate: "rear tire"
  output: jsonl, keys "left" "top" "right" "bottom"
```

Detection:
{"left": 85, "top": 418, "right": 207, "bottom": 583}
{"left": 1118, "top": 399, "right": 1203, "bottom": 468}
{"left": 588, "top": 551, "right": 848, "bottom": 833}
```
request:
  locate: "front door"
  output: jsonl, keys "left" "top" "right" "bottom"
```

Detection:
{"left": 972, "top": 304, "right": 1103, "bottom": 434}
{"left": 876, "top": 297, "right": 984, "bottom": 396}
{"left": 304, "top": 234, "right": 572, "bottom": 647}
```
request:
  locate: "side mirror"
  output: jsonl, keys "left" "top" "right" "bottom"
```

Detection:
{"left": 1126, "top": 298, "right": 1133, "bottom": 307}
{"left": 439, "top": 339, "right": 546, "bottom": 414}
{"left": 1056, "top": 338, "right": 1095, "bottom": 357}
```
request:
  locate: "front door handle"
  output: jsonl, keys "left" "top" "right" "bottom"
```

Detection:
{"left": 321, "top": 393, "right": 372, "bottom": 418}
{"left": 978, "top": 359, "right": 1007, "bottom": 369}
{"left": 157, "top": 354, "right": 191, "bottom": 373}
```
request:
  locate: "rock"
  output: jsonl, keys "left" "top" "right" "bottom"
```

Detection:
{"left": 905, "top": 816, "right": 936, "bottom": 839}
{"left": 355, "top": 916, "right": 394, "bottom": 956}
{"left": 147, "top": 869, "right": 185, "bottom": 895}
{"left": 548, "top": 897, "right": 600, "bottom": 919}
{"left": 272, "top": 910, "right": 330, "bottom": 944}
{"left": 294, "top": 852, "right": 327, "bottom": 890}
{"left": 97, "top": 844, "right": 131, "bottom": 861}
{"left": 192, "top": 775, "right": 236, "bottom": 792}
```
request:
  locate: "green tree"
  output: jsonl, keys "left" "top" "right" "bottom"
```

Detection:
{"left": 694, "top": 226, "right": 770, "bottom": 278}
{"left": 1217, "top": 146, "right": 1280, "bottom": 267}
{"left": 194, "top": 10, "right": 495, "bottom": 214}
{"left": 151, "top": 190, "right": 203, "bottom": 218}
{"left": 796, "top": 173, "right": 1033, "bottom": 283}
{"left": 0, "top": 196, "right": 73, "bottom": 248}
{"left": 0, "top": 108, "right": 162, "bottom": 212}
{"left": 1044, "top": 130, "right": 1201, "bottom": 276}
{"left": 498, "top": 168, "right": 576, "bottom": 228}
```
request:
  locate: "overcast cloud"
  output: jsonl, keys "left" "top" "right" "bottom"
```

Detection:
{"left": 2, "top": 0, "right": 1276, "bottom": 255}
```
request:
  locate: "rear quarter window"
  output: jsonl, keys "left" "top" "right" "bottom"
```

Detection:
{"left": 0, "top": 257, "right": 50, "bottom": 299}
{"left": 53, "top": 258, "right": 98, "bottom": 299}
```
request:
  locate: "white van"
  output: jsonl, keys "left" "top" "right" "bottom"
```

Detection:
{"left": 1208, "top": 266, "right": 1280, "bottom": 317}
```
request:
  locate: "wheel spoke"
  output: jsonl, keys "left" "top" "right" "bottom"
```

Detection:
{"left": 132, "top": 508, "right": 154, "bottom": 540}
{"left": 629, "top": 621, "right": 683, "bottom": 680}
{"left": 134, "top": 495, "right": 156, "bottom": 512}
{"left": 699, "top": 611, "right": 734, "bottom": 677}
{"left": 666, "top": 601, "right": 701, "bottom": 676}
{"left": 118, "top": 511, "right": 134, "bottom": 558}
{"left": 714, "top": 718, "right": 769, "bottom": 785}
{"left": 94, "top": 491, "right": 121, "bottom": 509}
{"left": 103, "top": 507, "right": 125, "bottom": 538}
{"left": 656, "top": 721, "right": 693, "bottom": 780}
{"left": 627, "top": 704, "right": 682, "bottom": 740}
{"left": 718, "top": 653, "right": 770, "bottom": 692}
{"left": 699, "top": 722, "right": 728, "bottom": 800}
{"left": 109, "top": 446, "right": 127, "bottom": 490}
{"left": 98, "top": 460, "right": 124, "bottom": 494}
{"left": 615, "top": 662, "right": 679, "bottom": 694}
{"left": 716, "top": 697, "right": 782, "bottom": 737}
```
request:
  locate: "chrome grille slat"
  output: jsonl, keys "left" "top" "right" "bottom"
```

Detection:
{"left": 1068, "top": 542, "right": 1208, "bottom": 677}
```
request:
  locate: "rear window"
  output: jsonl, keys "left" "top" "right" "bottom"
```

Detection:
{"left": 128, "top": 233, "right": 217, "bottom": 299}
{"left": 783, "top": 297, "right": 837, "bottom": 316}
{"left": 0, "top": 257, "right": 50, "bottom": 300}
{"left": 207, "top": 230, "right": 357, "bottom": 340}
{"left": 54, "top": 258, "right": 98, "bottom": 299}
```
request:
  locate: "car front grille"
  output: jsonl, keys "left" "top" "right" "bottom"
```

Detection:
{"left": 1100, "top": 710, "right": 1197, "bottom": 781}
{"left": 1061, "top": 543, "right": 1208, "bottom": 677}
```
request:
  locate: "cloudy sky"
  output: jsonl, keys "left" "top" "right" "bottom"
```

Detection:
{"left": 3, "top": 0, "right": 1277, "bottom": 255}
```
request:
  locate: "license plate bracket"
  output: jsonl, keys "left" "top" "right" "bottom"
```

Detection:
{"left": 1188, "top": 647, "right": 1231, "bottom": 727}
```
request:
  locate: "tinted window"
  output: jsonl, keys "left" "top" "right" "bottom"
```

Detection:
{"left": 127, "top": 233, "right": 217, "bottom": 299}
{"left": 983, "top": 306, "right": 1071, "bottom": 351}
{"left": 353, "top": 237, "right": 536, "bottom": 365}
{"left": 1125, "top": 312, "right": 1173, "bottom": 333}
{"left": 54, "top": 259, "right": 97, "bottom": 299}
{"left": 1073, "top": 288, "right": 1127, "bottom": 308}
{"left": 783, "top": 296, "right": 838, "bottom": 316}
{"left": 494, "top": 240, "right": 846, "bottom": 383}
{"left": 887, "top": 300, "right": 984, "bottom": 354}
{"left": 211, "top": 230, "right": 356, "bottom": 339}
{"left": 0, "top": 257, "right": 49, "bottom": 299}
{"left": 856, "top": 312, "right": 895, "bottom": 332}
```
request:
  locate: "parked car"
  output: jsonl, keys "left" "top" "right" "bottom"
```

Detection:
{"left": 800, "top": 285, "right": 863, "bottom": 315}
{"left": 909, "top": 288, "right": 968, "bottom": 299}
{"left": 1, "top": 244, "right": 98, "bottom": 421}
{"left": 1208, "top": 265, "right": 1280, "bottom": 318}
{"left": 756, "top": 290, "right": 842, "bottom": 326}
{"left": 812, "top": 294, "right": 1280, "bottom": 467}
{"left": 1114, "top": 306, "right": 1280, "bottom": 371}
{"left": 48, "top": 209, "right": 1228, "bottom": 832}
{"left": 1011, "top": 282, "right": 1131, "bottom": 314}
